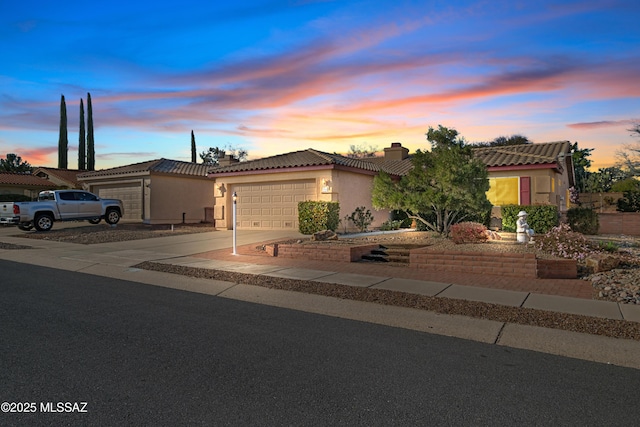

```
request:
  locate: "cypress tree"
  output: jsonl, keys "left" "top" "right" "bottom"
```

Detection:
{"left": 191, "top": 130, "right": 196, "bottom": 162}
{"left": 87, "top": 92, "right": 95, "bottom": 170}
{"left": 58, "top": 94, "right": 68, "bottom": 169}
{"left": 78, "top": 98, "right": 86, "bottom": 170}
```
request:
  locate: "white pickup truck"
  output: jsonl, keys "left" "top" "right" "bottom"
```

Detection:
{"left": 13, "top": 190, "right": 124, "bottom": 231}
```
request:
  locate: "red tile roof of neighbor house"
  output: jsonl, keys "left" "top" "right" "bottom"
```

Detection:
{"left": 207, "top": 148, "right": 414, "bottom": 176}
{"left": 473, "top": 140, "right": 571, "bottom": 168}
{"left": 0, "top": 172, "right": 54, "bottom": 187}
{"left": 33, "top": 167, "right": 83, "bottom": 188}
{"left": 77, "top": 159, "right": 213, "bottom": 179}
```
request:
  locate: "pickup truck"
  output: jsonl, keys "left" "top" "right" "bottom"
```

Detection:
{"left": 1, "top": 202, "right": 18, "bottom": 225}
{"left": 13, "top": 190, "right": 124, "bottom": 232}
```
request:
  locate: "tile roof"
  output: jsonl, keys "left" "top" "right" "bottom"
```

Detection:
{"left": 78, "top": 159, "right": 213, "bottom": 179}
{"left": 33, "top": 167, "right": 82, "bottom": 187}
{"left": 473, "top": 141, "right": 571, "bottom": 168}
{"left": 208, "top": 148, "right": 413, "bottom": 176}
{"left": 0, "top": 172, "right": 54, "bottom": 187}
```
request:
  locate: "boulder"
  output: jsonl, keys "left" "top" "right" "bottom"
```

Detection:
{"left": 311, "top": 230, "right": 338, "bottom": 241}
{"left": 585, "top": 254, "right": 621, "bottom": 273}
{"left": 485, "top": 230, "right": 502, "bottom": 240}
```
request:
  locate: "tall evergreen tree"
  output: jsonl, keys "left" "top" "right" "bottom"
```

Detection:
{"left": 78, "top": 98, "right": 86, "bottom": 170}
{"left": 191, "top": 130, "right": 197, "bottom": 162}
{"left": 87, "top": 92, "right": 95, "bottom": 170}
{"left": 58, "top": 95, "right": 68, "bottom": 168}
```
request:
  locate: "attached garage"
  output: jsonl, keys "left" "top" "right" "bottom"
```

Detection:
{"left": 94, "top": 182, "right": 142, "bottom": 220}
{"left": 234, "top": 180, "right": 316, "bottom": 230}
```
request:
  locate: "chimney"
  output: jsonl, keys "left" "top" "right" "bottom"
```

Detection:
{"left": 218, "top": 154, "right": 240, "bottom": 166}
{"left": 384, "top": 142, "right": 409, "bottom": 161}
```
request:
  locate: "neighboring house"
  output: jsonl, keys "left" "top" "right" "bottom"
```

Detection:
{"left": 32, "top": 167, "right": 83, "bottom": 189}
{"left": 473, "top": 141, "right": 575, "bottom": 218}
{"left": 77, "top": 159, "right": 214, "bottom": 223}
{"left": 0, "top": 172, "right": 55, "bottom": 200}
{"left": 208, "top": 143, "right": 412, "bottom": 231}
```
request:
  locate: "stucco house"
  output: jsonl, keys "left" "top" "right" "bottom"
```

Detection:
{"left": 0, "top": 172, "right": 54, "bottom": 200}
{"left": 77, "top": 159, "right": 214, "bottom": 223}
{"left": 32, "top": 167, "right": 83, "bottom": 189}
{"left": 207, "top": 143, "right": 412, "bottom": 231}
{"left": 474, "top": 140, "right": 575, "bottom": 218}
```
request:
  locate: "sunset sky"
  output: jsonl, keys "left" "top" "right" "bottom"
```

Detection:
{"left": 1, "top": 0, "right": 639, "bottom": 170}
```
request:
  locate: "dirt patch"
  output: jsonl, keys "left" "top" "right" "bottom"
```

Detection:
{"left": 14, "top": 222, "right": 218, "bottom": 245}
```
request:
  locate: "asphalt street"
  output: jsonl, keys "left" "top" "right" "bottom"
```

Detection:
{"left": 2, "top": 259, "right": 640, "bottom": 426}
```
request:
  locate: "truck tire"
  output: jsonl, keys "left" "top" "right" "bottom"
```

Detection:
{"left": 34, "top": 214, "right": 54, "bottom": 231}
{"left": 105, "top": 209, "right": 121, "bottom": 225}
{"left": 88, "top": 218, "right": 101, "bottom": 224}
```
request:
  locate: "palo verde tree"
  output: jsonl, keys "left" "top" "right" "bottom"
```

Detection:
{"left": 58, "top": 94, "right": 68, "bottom": 169}
{"left": 372, "top": 125, "right": 491, "bottom": 236}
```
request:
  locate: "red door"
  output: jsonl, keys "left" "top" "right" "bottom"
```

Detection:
{"left": 520, "top": 177, "right": 531, "bottom": 205}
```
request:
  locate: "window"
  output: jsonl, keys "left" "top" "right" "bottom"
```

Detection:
{"left": 486, "top": 177, "right": 519, "bottom": 206}
{"left": 58, "top": 192, "right": 76, "bottom": 201}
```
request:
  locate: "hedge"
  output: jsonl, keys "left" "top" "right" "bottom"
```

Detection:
{"left": 501, "top": 205, "right": 559, "bottom": 234}
{"left": 298, "top": 201, "right": 340, "bottom": 234}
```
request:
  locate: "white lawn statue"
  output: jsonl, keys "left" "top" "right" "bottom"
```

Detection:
{"left": 516, "top": 211, "right": 534, "bottom": 243}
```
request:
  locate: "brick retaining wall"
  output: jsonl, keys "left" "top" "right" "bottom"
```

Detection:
{"left": 409, "top": 247, "right": 577, "bottom": 279}
{"left": 270, "top": 243, "right": 379, "bottom": 262}
{"left": 598, "top": 212, "right": 640, "bottom": 236}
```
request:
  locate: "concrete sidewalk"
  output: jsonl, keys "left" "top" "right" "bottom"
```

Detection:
{"left": 1, "top": 226, "right": 640, "bottom": 369}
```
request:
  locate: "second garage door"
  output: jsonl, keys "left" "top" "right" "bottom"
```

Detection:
{"left": 95, "top": 183, "right": 142, "bottom": 221}
{"left": 234, "top": 180, "right": 316, "bottom": 230}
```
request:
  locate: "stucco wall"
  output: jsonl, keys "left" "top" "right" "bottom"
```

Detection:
{"left": 488, "top": 167, "right": 570, "bottom": 211}
{"left": 149, "top": 175, "right": 214, "bottom": 224}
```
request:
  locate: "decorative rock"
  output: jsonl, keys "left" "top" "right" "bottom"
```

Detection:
{"left": 311, "top": 230, "right": 339, "bottom": 241}
{"left": 485, "top": 230, "right": 502, "bottom": 240}
{"left": 585, "top": 254, "right": 621, "bottom": 273}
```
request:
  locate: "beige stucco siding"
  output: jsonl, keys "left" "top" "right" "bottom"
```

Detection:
{"left": 148, "top": 175, "right": 214, "bottom": 224}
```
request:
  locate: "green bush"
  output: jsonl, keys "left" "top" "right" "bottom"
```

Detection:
{"left": 501, "top": 205, "right": 558, "bottom": 233}
{"left": 617, "top": 190, "right": 640, "bottom": 212}
{"left": 450, "top": 222, "right": 488, "bottom": 244}
{"left": 298, "top": 201, "right": 340, "bottom": 234}
{"left": 379, "top": 220, "right": 403, "bottom": 231}
{"left": 390, "top": 210, "right": 413, "bottom": 228}
{"left": 0, "top": 194, "right": 32, "bottom": 202}
{"left": 611, "top": 178, "right": 640, "bottom": 193}
{"left": 566, "top": 207, "right": 599, "bottom": 235}
{"left": 348, "top": 206, "right": 374, "bottom": 232}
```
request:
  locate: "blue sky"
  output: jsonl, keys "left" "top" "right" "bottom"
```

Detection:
{"left": 1, "top": 0, "right": 639, "bottom": 169}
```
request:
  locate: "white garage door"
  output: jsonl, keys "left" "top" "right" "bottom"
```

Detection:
{"left": 234, "top": 180, "right": 316, "bottom": 230}
{"left": 95, "top": 183, "right": 142, "bottom": 221}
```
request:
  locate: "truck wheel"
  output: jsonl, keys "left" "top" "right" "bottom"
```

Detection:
{"left": 34, "top": 214, "right": 54, "bottom": 231}
{"left": 88, "top": 218, "right": 101, "bottom": 224}
{"left": 105, "top": 209, "right": 121, "bottom": 225}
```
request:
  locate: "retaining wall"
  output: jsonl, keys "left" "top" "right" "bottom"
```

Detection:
{"left": 598, "top": 212, "right": 640, "bottom": 236}
{"left": 409, "top": 247, "right": 577, "bottom": 279}
{"left": 270, "top": 243, "right": 379, "bottom": 262}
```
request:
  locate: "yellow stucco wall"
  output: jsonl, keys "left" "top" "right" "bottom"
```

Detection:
{"left": 487, "top": 167, "right": 569, "bottom": 211}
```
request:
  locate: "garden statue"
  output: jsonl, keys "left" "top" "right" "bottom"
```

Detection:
{"left": 516, "top": 211, "right": 534, "bottom": 243}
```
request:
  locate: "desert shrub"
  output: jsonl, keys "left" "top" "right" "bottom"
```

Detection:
{"left": 598, "top": 241, "right": 619, "bottom": 253}
{"left": 379, "top": 220, "right": 403, "bottom": 231}
{"left": 617, "top": 190, "right": 640, "bottom": 212}
{"left": 501, "top": 205, "right": 558, "bottom": 233}
{"left": 298, "top": 201, "right": 340, "bottom": 234}
{"left": 348, "top": 206, "right": 374, "bottom": 232}
{"left": 534, "top": 223, "right": 598, "bottom": 261}
{"left": 390, "top": 210, "right": 413, "bottom": 228}
{"left": 449, "top": 222, "right": 488, "bottom": 244}
{"left": 0, "top": 193, "right": 32, "bottom": 202}
{"left": 566, "top": 207, "right": 599, "bottom": 235}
